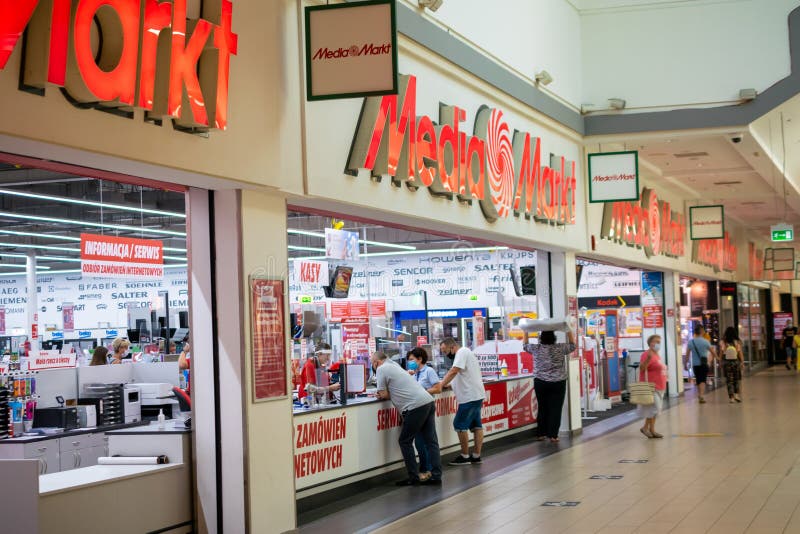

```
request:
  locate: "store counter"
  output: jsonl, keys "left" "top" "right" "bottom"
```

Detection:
{"left": 30, "top": 421, "right": 192, "bottom": 534}
{"left": 293, "top": 374, "right": 538, "bottom": 496}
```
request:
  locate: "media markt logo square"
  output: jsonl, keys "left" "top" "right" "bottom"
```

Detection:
{"left": 313, "top": 43, "right": 392, "bottom": 61}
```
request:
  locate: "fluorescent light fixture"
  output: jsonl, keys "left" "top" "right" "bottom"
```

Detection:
{"left": 0, "top": 242, "right": 79, "bottom": 253}
{"left": 0, "top": 188, "right": 185, "bottom": 218}
{"left": 0, "top": 211, "right": 185, "bottom": 237}
{"left": 290, "top": 245, "right": 508, "bottom": 261}
{"left": 165, "top": 264, "right": 188, "bottom": 269}
{"left": 288, "top": 245, "right": 326, "bottom": 252}
{"left": 286, "top": 229, "right": 416, "bottom": 251}
{"left": 0, "top": 263, "right": 50, "bottom": 269}
{"left": 0, "top": 230, "right": 187, "bottom": 250}
{"left": 0, "top": 253, "right": 80, "bottom": 263}
{"left": 164, "top": 255, "right": 188, "bottom": 261}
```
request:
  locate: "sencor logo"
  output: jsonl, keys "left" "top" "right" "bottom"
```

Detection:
{"left": 312, "top": 43, "right": 392, "bottom": 60}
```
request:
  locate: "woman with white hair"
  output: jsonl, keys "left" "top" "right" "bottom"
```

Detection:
{"left": 110, "top": 337, "right": 130, "bottom": 365}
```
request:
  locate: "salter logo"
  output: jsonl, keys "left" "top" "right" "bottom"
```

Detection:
{"left": 312, "top": 43, "right": 391, "bottom": 60}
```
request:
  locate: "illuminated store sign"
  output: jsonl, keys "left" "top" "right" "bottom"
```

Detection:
{"left": 347, "top": 75, "right": 577, "bottom": 225}
{"left": 0, "top": 0, "right": 238, "bottom": 130}
{"left": 692, "top": 232, "right": 737, "bottom": 273}
{"left": 600, "top": 188, "right": 685, "bottom": 258}
{"left": 748, "top": 242, "right": 764, "bottom": 280}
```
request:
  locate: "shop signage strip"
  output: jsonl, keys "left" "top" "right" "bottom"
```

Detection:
{"left": 689, "top": 205, "right": 725, "bottom": 240}
{"left": 587, "top": 151, "right": 639, "bottom": 203}
{"left": 304, "top": 0, "right": 398, "bottom": 101}
{"left": 250, "top": 276, "right": 288, "bottom": 402}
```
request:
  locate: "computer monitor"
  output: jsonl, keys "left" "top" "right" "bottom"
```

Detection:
{"left": 127, "top": 329, "right": 140, "bottom": 343}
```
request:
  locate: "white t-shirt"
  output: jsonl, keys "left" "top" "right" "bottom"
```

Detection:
{"left": 376, "top": 361, "right": 433, "bottom": 412}
{"left": 450, "top": 347, "right": 486, "bottom": 403}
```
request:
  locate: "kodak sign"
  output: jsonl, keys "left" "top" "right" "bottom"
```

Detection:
{"left": 0, "top": 0, "right": 238, "bottom": 130}
{"left": 346, "top": 75, "right": 577, "bottom": 225}
{"left": 600, "top": 188, "right": 686, "bottom": 258}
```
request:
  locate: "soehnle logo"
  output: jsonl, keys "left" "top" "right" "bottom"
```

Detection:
{"left": 0, "top": 0, "right": 238, "bottom": 131}
{"left": 312, "top": 43, "right": 392, "bottom": 60}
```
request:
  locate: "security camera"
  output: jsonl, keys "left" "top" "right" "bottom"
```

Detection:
{"left": 731, "top": 135, "right": 743, "bottom": 144}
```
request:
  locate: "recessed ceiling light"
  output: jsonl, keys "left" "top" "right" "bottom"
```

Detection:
{"left": 0, "top": 211, "right": 185, "bottom": 237}
{"left": 0, "top": 188, "right": 185, "bottom": 218}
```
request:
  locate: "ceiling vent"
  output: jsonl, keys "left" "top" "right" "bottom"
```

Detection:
{"left": 713, "top": 180, "right": 743, "bottom": 186}
{"left": 741, "top": 201, "right": 765, "bottom": 205}
{"left": 674, "top": 152, "right": 709, "bottom": 158}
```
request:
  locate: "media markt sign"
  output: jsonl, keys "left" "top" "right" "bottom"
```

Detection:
{"left": 347, "top": 74, "right": 578, "bottom": 226}
{"left": 0, "top": 0, "right": 238, "bottom": 131}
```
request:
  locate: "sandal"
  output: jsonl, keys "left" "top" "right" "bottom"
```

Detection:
{"left": 651, "top": 431, "right": 663, "bottom": 438}
{"left": 549, "top": 437, "right": 560, "bottom": 443}
{"left": 640, "top": 427, "right": 653, "bottom": 439}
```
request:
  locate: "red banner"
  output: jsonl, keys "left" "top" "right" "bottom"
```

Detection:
{"left": 329, "top": 300, "right": 386, "bottom": 321}
{"left": 251, "top": 278, "right": 287, "bottom": 401}
{"left": 506, "top": 378, "right": 537, "bottom": 428}
{"left": 481, "top": 382, "right": 508, "bottom": 434}
{"left": 643, "top": 305, "right": 664, "bottom": 328}
{"left": 81, "top": 233, "right": 164, "bottom": 280}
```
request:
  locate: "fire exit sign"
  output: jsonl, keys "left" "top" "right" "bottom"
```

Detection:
{"left": 772, "top": 224, "right": 794, "bottom": 242}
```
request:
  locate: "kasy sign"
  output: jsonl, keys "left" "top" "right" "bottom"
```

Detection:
{"left": 347, "top": 75, "right": 577, "bottom": 225}
{"left": 0, "top": 0, "right": 238, "bottom": 131}
{"left": 81, "top": 233, "right": 164, "bottom": 280}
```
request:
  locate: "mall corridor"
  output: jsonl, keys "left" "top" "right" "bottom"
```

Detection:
{"left": 374, "top": 369, "right": 800, "bottom": 534}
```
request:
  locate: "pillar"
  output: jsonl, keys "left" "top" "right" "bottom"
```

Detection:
{"left": 26, "top": 252, "right": 38, "bottom": 352}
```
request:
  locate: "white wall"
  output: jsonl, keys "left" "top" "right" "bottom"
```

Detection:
{"left": 581, "top": 0, "right": 797, "bottom": 111}
{"left": 400, "top": 0, "right": 583, "bottom": 109}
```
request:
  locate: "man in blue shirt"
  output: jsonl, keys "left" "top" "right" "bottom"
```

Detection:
{"left": 686, "top": 325, "right": 716, "bottom": 403}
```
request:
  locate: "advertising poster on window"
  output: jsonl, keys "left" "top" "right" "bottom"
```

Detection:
{"left": 250, "top": 277, "right": 288, "bottom": 401}
{"left": 62, "top": 303, "right": 75, "bottom": 333}
{"left": 619, "top": 307, "right": 643, "bottom": 337}
{"left": 586, "top": 310, "right": 605, "bottom": 336}
{"left": 325, "top": 228, "right": 360, "bottom": 261}
{"left": 643, "top": 306, "right": 664, "bottom": 328}
{"left": 641, "top": 272, "right": 664, "bottom": 307}
{"left": 0, "top": 307, "right": 5, "bottom": 335}
{"left": 774, "top": 312, "right": 793, "bottom": 340}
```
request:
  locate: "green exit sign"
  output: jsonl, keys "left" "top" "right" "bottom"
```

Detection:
{"left": 299, "top": 295, "right": 313, "bottom": 303}
{"left": 772, "top": 229, "right": 794, "bottom": 242}
{"left": 469, "top": 295, "right": 479, "bottom": 301}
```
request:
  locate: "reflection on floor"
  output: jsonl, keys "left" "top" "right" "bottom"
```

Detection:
{"left": 372, "top": 367, "right": 800, "bottom": 534}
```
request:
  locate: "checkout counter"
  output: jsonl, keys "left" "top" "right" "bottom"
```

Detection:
{"left": 292, "top": 341, "right": 542, "bottom": 495}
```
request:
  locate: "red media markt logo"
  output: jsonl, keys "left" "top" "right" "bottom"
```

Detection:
{"left": 313, "top": 43, "right": 392, "bottom": 60}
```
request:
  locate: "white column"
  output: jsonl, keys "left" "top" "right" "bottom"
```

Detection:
{"left": 26, "top": 252, "right": 38, "bottom": 352}
{"left": 663, "top": 271, "right": 683, "bottom": 396}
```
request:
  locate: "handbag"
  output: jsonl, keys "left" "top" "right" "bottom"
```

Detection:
{"left": 629, "top": 352, "right": 655, "bottom": 405}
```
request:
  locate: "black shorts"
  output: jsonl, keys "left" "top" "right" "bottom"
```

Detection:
{"left": 693, "top": 363, "right": 709, "bottom": 384}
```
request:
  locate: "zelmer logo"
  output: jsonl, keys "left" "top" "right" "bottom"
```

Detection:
{"left": 312, "top": 43, "right": 391, "bottom": 60}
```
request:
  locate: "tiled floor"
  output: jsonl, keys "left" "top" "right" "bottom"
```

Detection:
{"left": 374, "top": 367, "right": 800, "bottom": 534}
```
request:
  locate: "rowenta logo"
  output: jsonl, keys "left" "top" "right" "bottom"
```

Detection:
{"left": 313, "top": 43, "right": 392, "bottom": 60}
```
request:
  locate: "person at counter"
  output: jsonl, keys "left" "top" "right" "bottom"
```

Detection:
{"left": 406, "top": 347, "right": 442, "bottom": 479}
{"left": 110, "top": 337, "right": 130, "bottom": 365}
{"left": 439, "top": 337, "right": 485, "bottom": 465}
{"left": 89, "top": 347, "right": 110, "bottom": 366}
{"left": 372, "top": 351, "right": 442, "bottom": 486}
{"left": 298, "top": 343, "right": 340, "bottom": 406}
{"left": 524, "top": 330, "right": 575, "bottom": 443}
{"left": 179, "top": 343, "right": 191, "bottom": 393}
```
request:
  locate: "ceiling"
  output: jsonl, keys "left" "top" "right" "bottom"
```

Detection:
{"left": 0, "top": 164, "right": 187, "bottom": 274}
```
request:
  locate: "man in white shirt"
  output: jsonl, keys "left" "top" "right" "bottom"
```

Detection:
{"left": 439, "top": 337, "right": 486, "bottom": 465}
{"left": 373, "top": 351, "right": 442, "bottom": 486}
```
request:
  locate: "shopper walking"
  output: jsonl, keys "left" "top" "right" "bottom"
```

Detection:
{"left": 406, "top": 348, "right": 442, "bottom": 479}
{"left": 524, "top": 330, "right": 576, "bottom": 443}
{"left": 638, "top": 335, "right": 667, "bottom": 439}
{"left": 720, "top": 327, "right": 744, "bottom": 403}
{"left": 372, "top": 351, "right": 442, "bottom": 486}
{"left": 686, "top": 325, "right": 716, "bottom": 404}
{"left": 782, "top": 322, "right": 797, "bottom": 370}
{"left": 440, "top": 337, "right": 486, "bottom": 465}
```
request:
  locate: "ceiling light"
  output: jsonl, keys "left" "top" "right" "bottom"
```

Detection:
{"left": 534, "top": 70, "right": 553, "bottom": 86}
{"left": 739, "top": 88, "right": 757, "bottom": 101}
{"left": 608, "top": 98, "right": 626, "bottom": 110}
{"left": 0, "top": 242, "right": 79, "bottom": 252}
{"left": 418, "top": 0, "right": 443, "bottom": 11}
{"left": 0, "top": 230, "right": 81, "bottom": 241}
{"left": 0, "top": 263, "right": 50, "bottom": 270}
{"left": 286, "top": 229, "right": 416, "bottom": 251}
{"left": 0, "top": 211, "right": 185, "bottom": 237}
{"left": 288, "top": 245, "right": 326, "bottom": 253}
{"left": 164, "top": 255, "right": 188, "bottom": 261}
{"left": 0, "top": 188, "right": 185, "bottom": 218}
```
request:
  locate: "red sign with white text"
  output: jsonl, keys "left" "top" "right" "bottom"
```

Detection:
{"left": 0, "top": 0, "right": 238, "bottom": 130}
{"left": 643, "top": 306, "right": 664, "bottom": 328}
{"left": 329, "top": 300, "right": 386, "bottom": 321}
{"left": 81, "top": 233, "right": 163, "bottom": 279}
{"left": 29, "top": 351, "right": 77, "bottom": 370}
{"left": 251, "top": 278, "right": 287, "bottom": 400}
{"left": 506, "top": 378, "right": 537, "bottom": 428}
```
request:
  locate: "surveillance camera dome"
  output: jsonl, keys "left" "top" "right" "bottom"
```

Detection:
{"left": 731, "top": 135, "right": 743, "bottom": 143}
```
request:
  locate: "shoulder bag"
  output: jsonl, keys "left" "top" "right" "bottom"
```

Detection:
{"left": 629, "top": 351, "right": 655, "bottom": 405}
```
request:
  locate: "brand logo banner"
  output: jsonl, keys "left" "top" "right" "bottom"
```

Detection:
{"left": 81, "top": 233, "right": 164, "bottom": 280}
{"left": 347, "top": 74, "right": 577, "bottom": 226}
{"left": 305, "top": 0, "right": 397, "bottom": 100}
{"left": 689, "top": 205, "right": 725, "bottom": 240}
{"left": 587, "top": 151, "right": 639, "bottom": 203}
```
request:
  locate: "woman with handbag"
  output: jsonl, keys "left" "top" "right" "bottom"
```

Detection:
{"left": 638, "top": 335, "right": 668, "bottom": 439}
{"left": 720, "top": 327, "right": 744, "bottom": 403}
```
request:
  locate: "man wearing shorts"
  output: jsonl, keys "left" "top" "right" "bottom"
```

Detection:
{"left": 687, "top": 325, "right": 715, "bottom": 403}
{"left": 440, "top": 337, "right": 486, "bottom": 465}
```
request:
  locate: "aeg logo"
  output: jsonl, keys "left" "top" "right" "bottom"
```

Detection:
{"left": 0, "top": 0, "right": 238, "bottom": 131}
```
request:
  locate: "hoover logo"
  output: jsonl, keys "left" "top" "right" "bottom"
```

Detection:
{"left": 313, "top": 43, "right": 392, "bottom": 61}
